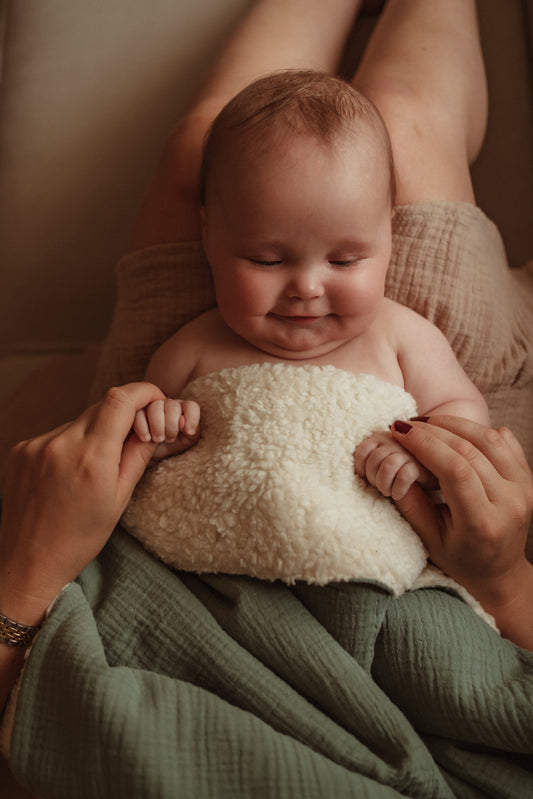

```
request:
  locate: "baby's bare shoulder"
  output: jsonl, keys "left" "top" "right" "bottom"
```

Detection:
{"left": 382, "top": 297, "right": 428, "bottom": 323}
{"left": 161, "top": 308, "right": 220, "bottom": 349}
{"left": 381, "top": 298, "right": 442, "bottom": 340}
{"left": 145, "top": 309, "right": 221, "bottom": 392}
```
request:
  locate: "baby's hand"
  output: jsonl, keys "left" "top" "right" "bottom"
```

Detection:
{"left": 133, "top": 398, "right": 200, "bottom": 461}
{"left": 354, "top": 429, "right": 437, "bottom": 501}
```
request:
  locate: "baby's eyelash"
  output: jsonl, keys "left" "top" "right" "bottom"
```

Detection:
{"left": 246, "top": 257, "right": 360, "bottom": 267}
{"left": 250, "top": 259, "right": 282, "bottom": 267}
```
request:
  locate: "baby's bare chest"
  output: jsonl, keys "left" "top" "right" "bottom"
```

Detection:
{"left": 193, "top": 324, "right": 404, "bottom": 388}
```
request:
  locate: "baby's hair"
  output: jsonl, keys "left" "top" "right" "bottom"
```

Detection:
{"left": 200, "top": 68, "right": 397, "bottom": 206}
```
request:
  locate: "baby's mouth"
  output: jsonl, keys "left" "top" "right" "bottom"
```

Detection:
{"left": 270, "top": 313, "right": 323, "bottom": 324}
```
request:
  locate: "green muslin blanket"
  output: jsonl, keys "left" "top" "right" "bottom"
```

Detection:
{"left": 5, "top": 527, "right": 533, "bottom": 798}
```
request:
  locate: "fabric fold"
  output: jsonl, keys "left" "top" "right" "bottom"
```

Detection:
{"left": 7, "top": 529, "right": 533, "bottom": 798}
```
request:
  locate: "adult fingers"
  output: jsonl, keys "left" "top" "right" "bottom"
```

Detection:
{"left": 117, "top": 436, "right": 158, "bottom": 510}
{"left": 84, "top": 384, "right": 167, "bottom": 507}
{"left": 407, "top": 416, "right": 531, "bottom": 485}
{"left": 391, "top": 419, "right": 491, "bottom": 531}
{"left": 392, "top": 416, "right": 533, "bottom": 544}
{"left": 180, "top": 400, "right": 201, "bottom": 437}
{"left": 393, "top": 480, "right": 448, "bottom": 552}
{"left": 399, "top": 417, "right": 533, "bottom": 534}
{"left": 392, "top": 417, "right": 508, "bottom": 505}
{"left": 84, "top": 383, "right": 167, "bottom": 452}
{"left": 494, "top": 425, "right": 533, "bottom": 479}
{"left": 393, "top": 418, "right": 533, "bottom": 591}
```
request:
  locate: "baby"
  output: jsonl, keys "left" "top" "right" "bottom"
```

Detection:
{"left": 133, "top": 69, "right": 489, "bottom": 502}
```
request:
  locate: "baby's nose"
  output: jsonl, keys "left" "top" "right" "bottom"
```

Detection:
{"left": 285, "top": 266, "right": 325, "bottom": 300}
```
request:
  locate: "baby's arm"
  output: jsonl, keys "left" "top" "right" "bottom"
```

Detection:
{"left": 396, "top": 305, "right": 490, "bottom": 424}
{"left": 355, "top": 303, "right": 490, "bottom": 500}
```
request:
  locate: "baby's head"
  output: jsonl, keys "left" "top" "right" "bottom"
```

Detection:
{"left": 200, "top": 70, "right": 397, "bottom": 360}
{"left": 201, "top": 68, "right": 396, "bottom": 210}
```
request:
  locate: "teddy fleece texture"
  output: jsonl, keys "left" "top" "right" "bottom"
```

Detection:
{"left": 122, "top": 363, "right": 434, "bottom": 594}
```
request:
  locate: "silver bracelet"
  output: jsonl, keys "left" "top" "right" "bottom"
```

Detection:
{"left": 0, "top": 612, "right": 42, "bottom": 648}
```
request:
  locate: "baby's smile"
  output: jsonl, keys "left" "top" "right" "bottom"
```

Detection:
{"left": 270, "top": 312, "right": 326, "bottom": 324}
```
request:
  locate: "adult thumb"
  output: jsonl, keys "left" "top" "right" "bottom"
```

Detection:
{"left": 117, "top": 435, "right": 158, "bottom": 510}
{"left": 394, "top": 482, "right": 444, "bottom": 553}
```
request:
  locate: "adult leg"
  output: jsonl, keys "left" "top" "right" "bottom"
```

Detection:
{"left": 352, "top": 0, "right": 488, "bottom": 205}
{"left": 131, "top": 0, "right": 363, "bottom": 248}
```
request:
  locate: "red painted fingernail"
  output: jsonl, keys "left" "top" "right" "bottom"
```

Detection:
{"left": 409, "top": 416, "right": 429, "bottom": 423}
{"left": 393, "top": 420, "right": 412, "bottom": 434}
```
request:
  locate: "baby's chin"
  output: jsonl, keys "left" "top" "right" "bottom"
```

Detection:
{"left": 251, "top": 335, "right": 352, "bottom": 362}
{"left": 229, "top": 312, "right": 364, "bottom": 361}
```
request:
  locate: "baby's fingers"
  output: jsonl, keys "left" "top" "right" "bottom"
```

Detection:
{"left": 162, "top": 399, "right": 184, "bottom": 442}
{"left": 146, "top": 400, "right": 201, "bottom": 461}
{"left": 370, "top": 450, "right": 436, "bottom": 500}
{"left": 390, "top": 460, "right": 437, "bottom": 501}
{"left": 353, "top": 435, "right": 379, "bottom": 477}
{"left": 146, "top": 400, "right": 167, "bottom": 443}
{"left": 134, "top": 399, "right": 182, "bottom": 444}
{"left": 179, "top": 400, "right": 201, "bottom": 439}
{"left": 133, "top": 410, "right": 152, "bottom": 443}
{"left": 354, "top": 432, "right": 437, "bottom": 499}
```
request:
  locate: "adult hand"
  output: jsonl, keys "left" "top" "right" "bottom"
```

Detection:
{"left": 0, "top": 383, "right": 165, "bottom": 626}
{"left": 392, "top": 416, "right": 533, "bottom": 648}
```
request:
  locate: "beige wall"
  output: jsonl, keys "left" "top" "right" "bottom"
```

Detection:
{"left": 0, "top": 0, "right": 251, "bottom": 350}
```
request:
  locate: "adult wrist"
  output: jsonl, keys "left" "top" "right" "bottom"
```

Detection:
{"left": 465, "top": 559, "right": 533, "bottom": 611}
{"left": 0, "top": 563, "right": 62, "bottom": 628}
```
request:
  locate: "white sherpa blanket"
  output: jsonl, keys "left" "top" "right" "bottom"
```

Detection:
{"left": 123, "top": 363, "right": 432, "bottom": 594}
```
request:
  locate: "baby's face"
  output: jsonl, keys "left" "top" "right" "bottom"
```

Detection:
{"left": 202, "top": 131, "right": 393, "bottom": 360}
